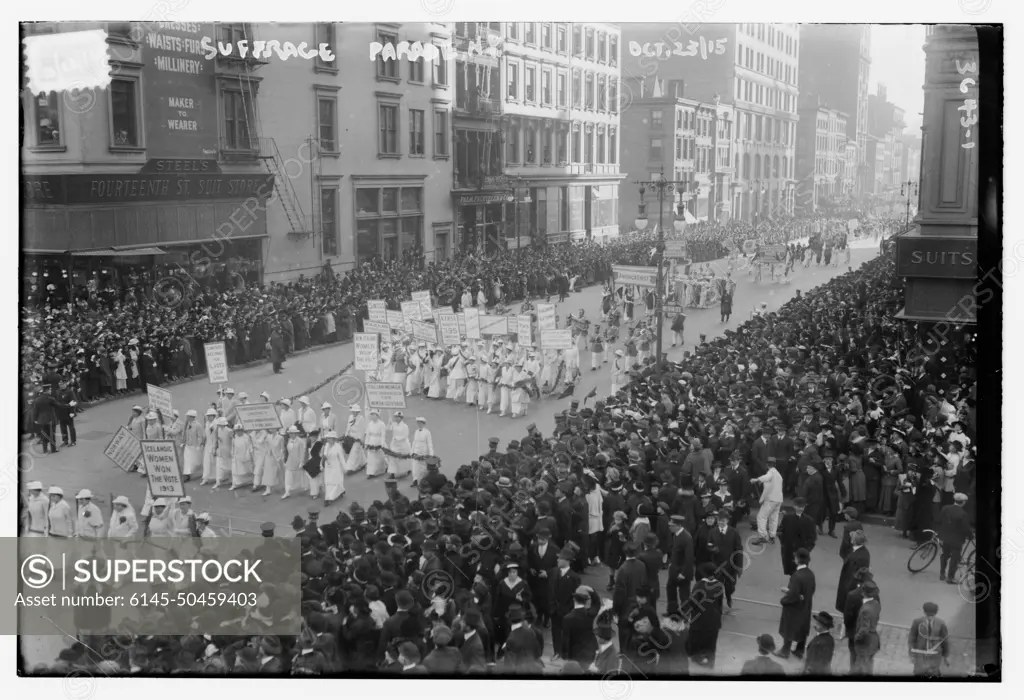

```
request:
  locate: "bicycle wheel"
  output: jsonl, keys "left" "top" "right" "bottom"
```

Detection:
{"left": 908, "top": 540, "right": 938, "bottom": 573}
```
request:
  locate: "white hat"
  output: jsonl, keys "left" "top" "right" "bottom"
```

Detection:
{"left": 76, "top": 489, "right": 93, "bottom": 500}
{"left": 234, "top": 422, "right": 244, "bottom": 430}
{"left": 279, "top": 398, "right": 292, "bottom": 406}
{"left": 153, "top": 498, "right": 168, "bottom": 508}
{"left": 186, "top": 409, "right": 197, "bottom": 417}
{"left": 350, "top": 405, "right": 362, "bottom": 412}
{"left": 196, "top": 512, "right": 211, "bottom": 522}
{"left": 216, "top": 417, "right": 229, "bottom": 426}
{"left": 179, "top": 496, "right": 192, "bottom": 504}
{"left": 615, "top": 350, "right": 624, "bottom": 357}
{"left": 321, "top": 402, "right": 332, "bottom": 410}
{"left": 27, "top": 481, "right": 43, "bottom": 490}
{"left": 324, "top": 430, "right": 339, "bottom": 440}
{"left": 146, "top": 411, "right": 158, "bottom": 420}
{"left": 299, "top": 396, "right": 311, "bottom": 405}
{"left": 394, "top": 411, "right": 404, "bottom": 418}
{"left": 128, "top": 338, "right": 139, "bottom": 345}
{"left": 287, "top": 425, "right": 299, "bottom": 434}
{"left": 369, "top": 409, "right": 380, "bottom": 416}
{"left": 172, "top": 409, "right": 180, "bottom": 418}
{"left": 238, "top": 392, "right": 248, "bottom": 400}
{"left": 132, "top": 405, "right": 143, "bottom": 412}
{"left": 260, "top": 391, "right": 271, "bottom": 400}
{"left": 225, "top": 388, "right": 235, "bottom": 394}
{"left": 113, "top": 496, "right": 130, "bottom": 507}
{"left": 205, "top": 408, "right": 217, "bottom": 417}
{"left": 48, "top": 486, "right": 63, "bottom": 496}
{"left": 416, "top": 416, "right": 427, "bottom": 423}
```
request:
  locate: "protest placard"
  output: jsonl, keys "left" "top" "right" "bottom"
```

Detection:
{"left": 517, "top": 314, "right": 533, "bottom": 346}
{"left": 464, "top": 307, "right": 481, "bottom": 339}
{"left": 146, "top": 384, "right": 173, "bottom": 415}
{"left": 537, "top": 303, "right": 557, "bottom": 331}
{"left": 507, "top": 316, "right": 519, "bottom": 337}
{"left": 431, "top": 306, "right": 453, "bottom": 321}
{"left": 367, "top": 299, "right": 387, "bottom": 323}
{"left": 612, "top": 265, "right": 659, "bottom": 288}
{"left": 353, "top": 333, "right": 380, "bottom": 371}
{"left": 437, "top": 313, "right": 462, "bottom": 346}
{"left": 203, "top": 341, "right": 228, "bottom": 384}
{"left": 540, "top": 329, "right": 573, "bottom": 350}
{"left": 456, "top": 312, "right": 467, "bottom": 338}
{"left": 362, "top": 319, "right": 391, "bottom": 336}
{"left": 234, "top": 403, "right": 284, "bottom": 431}
{"left": 412, "top": 290, "right": 432, "bottom": 319}
{"left": 412, "top": 319, "right": 438, "bottom": 344}
{"left": 141, "top": 440, "right": 185, "bottom": 499}
{"left": 365, "top": 382, "right": 407, "bottom": 409}
{"left": 103, "top": 425, "right": 142, "bottom": 472}
{"left": 479, "top": 314, "right": 508, "bottom": 336}
{"left": 386, "top": 309, "right": 405, "bottom": 330}
{"left": 399, "top": 301, "right": 419, "bottom": 332}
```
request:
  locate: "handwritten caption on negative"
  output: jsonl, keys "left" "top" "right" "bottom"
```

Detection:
{"left": 628, "top": 37, "right": 728, "bottom": 61}
{"left": 370, "top": 38, "right": 502, "bottom": 63}
{"left": 23, "top": 29, "right": 112, "bottom": 94}
{"left": 956, "top": 59, "right": 978, "bottom": 150}
{"left": 199, "top": 38, "right": 335, "bottom": 62}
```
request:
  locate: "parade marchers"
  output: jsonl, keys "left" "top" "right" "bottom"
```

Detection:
{"left": 27, "top": 217, "right": 975, "bottom": 677}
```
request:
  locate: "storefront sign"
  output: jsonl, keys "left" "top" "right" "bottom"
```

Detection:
{"left": 234, "top": 404, "right": 284, "bottom": 432}
{"left": 139, "top": 159, "right": 222, "bottom": 174}
{"left": 103, "top": 426, "right": 142, "bottom": 472}
{"left": 546, "top": 232, "right": 570, "bottom": 244}
{"left": 459, "top": 193, "right": 512, "bottom": 205}
{"left": 354, "top": 333, "right": 380, "bottom": 371}
{"left": 365, "top": 382, "right": 407, "bottom": 410}
{"left": 22, "top": 173, "right": 275, "bottom": 206}
{"left": 141, "top": 440, "right": 186, "bottom": 499}
{"left": 896, "top": 236, "right": 976, "bottom": 279}
{"left": 612, "top": 265, "right": 659, "bottom": 288}
{"left": 203, "top": 341, "right": 228, "bottom": 384}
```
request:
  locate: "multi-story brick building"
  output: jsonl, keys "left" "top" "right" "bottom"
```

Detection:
{"left": 867, "top": 84, "right": 906, "bottom": 205}
{"left": 794, "top": 97, "right": 848, "bottom": 213}
{"left": 452, "top": 22, "right": 623, "bottom": 251}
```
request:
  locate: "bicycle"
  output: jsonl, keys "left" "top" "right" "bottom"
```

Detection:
{"left": 908, "top": 529, "right": 975, "bottom": 581}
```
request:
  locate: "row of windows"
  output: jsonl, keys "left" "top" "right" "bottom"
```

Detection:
{"left": 375, "top": 103, "right": 450, "bottom": 158}
{"left": 506, "top": 62, "right": 619, "bottom": 113}
{"left": 736, "top": 43, "right": 797, "bottom": 87}
{"left": 504, "top": 123, "right": 618, "bottom": 166}
{"left": 492, "top": 22, "right": 618, "bottom": 66}
{"left": 318, "top": 184, "right": 426, "bottom": 260}
{"left": 737, "top": 153, "right": 793, "bottom": 180}
{"left": 737, "top": 111, "right": 795, "bottom": 146}
{"left": 738, "top": 23, "right": 798, "bottom": 58}
{"left": 650, "top": 137, "right": 716, "bottom": 174}
{"left": 375, "top": 29, "right": 450, "bottom": 86}
{"left": 735, "top": 77, "right": 796, "bottom": 114}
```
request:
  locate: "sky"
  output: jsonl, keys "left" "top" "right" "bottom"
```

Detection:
{"left": 869, "top": 24, "right": 927, "bottom": 133}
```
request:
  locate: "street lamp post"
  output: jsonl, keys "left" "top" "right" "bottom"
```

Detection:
{"left": 633, "top": 168, "right": 689, "bottom": 376}
{"left": 900, "top": 179, "right": 918, "bottom": 232}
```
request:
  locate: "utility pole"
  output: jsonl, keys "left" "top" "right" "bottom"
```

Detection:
{"left": 633, "top": 168, "right": 690, "bottom": 376}
{"left": 900, "top": 179, "right": 918, "bottom": 232}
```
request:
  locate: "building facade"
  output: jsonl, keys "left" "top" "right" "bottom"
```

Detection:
{"left": 798, "top": 24, "right": 872, "bottom": 198}
{"left": 867, "top": 84, "right": 906, "bottom": 208}
{"left": 794, "top": 98, "right": 848, "bottom": 213}
{"left": 21, "top": 21, "right": 276, "bottom": 302}
{"left": 618, "top": 78, "right": 735, "bottom": 230}
{"left": 451, "top": 22, "right": 623, "bottom": 251}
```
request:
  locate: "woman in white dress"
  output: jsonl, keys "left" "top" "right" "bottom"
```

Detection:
{"left": 410, "top": 417, "right": 434, "bottom": 485}
{"left": 260, "top": 428, "right": 284, "bottom": 497}
{"left": 387, "top": 412, "right": 412, "bottom": 478}
{"left": 183, "top": 410, "right": 205, "bottom": 481}
{"left": 230, "top": 423, "right": 254, "bottom": 490}
{"left": 282, "top": 426, "right": 306, "bottom": 499}
{"left": 106, "top": 496, "right": 138, "bottom": 539}
{"left": 446, "top": 346, "right": 468, "bottom": 400}
{"left": 344, "top": 405, "right": 367, "bottom": 473}
{"left": 201, "top": 409, "right": 218, "bottom": 485}
{"left": 427, "top": 350, "right": 445, "bottom": 399}
{"left": 406, "top": 345, "right": 424, "bottom": 396}
{"left": 321, "top": 431, "right": 346, "bottom": 505}
{"left": 113, "top": 348, "right": 127, "bottom": 393}
{"left": 364, "top": 409, "right": 388, "bottom": 478}
{"left": 251, "top": 428, "right": 271, "bottom": 491}
{"left": 465, "top": 359, "right": 478, "bottom": 406}
{"left": 212, "top": 417, "right": 232, "bottom": 488}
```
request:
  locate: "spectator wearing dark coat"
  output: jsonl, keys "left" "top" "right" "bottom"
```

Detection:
{"left": 777, "top": 548, "right": 816, "bottom": 659}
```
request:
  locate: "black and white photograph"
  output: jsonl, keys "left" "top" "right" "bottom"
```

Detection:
{"left": 8, "top": 0, "right": 1006, "bottom": 691}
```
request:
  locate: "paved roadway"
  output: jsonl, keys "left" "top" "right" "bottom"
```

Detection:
{"left": 24, "top": 238, "right": 979, "bottom": 675}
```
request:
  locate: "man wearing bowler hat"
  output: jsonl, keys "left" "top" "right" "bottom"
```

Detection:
{"left": 850, "top": 579, "right": 881, "bottom": 675}
{"left": 741, "top": 634, "right": 785, "bottom": 675}
{"left": 665, "top": 514, "right": 695, "bottom": 617}
{"left": 803, "top": 611, "right": 836, "bottom": 675}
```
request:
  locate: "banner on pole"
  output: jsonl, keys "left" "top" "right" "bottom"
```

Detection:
{"left": 365, "top": 382, "right": 407, "bottom": 409}
{"left": 103, "top": 426, "right": 142, "bottom": 472}
{"left": 141, "top": 439, "right": 186, "bottom": 499}
{"left": 234, "top": 403, "right": 284, "bottom": 431}
{"left": 758, "top": 245, "right": 788, "bottom": 263}
{"left": 537, "top": 303, "right": 557, "bottom": 331}
{"left": 203, "top": 341, "right": 229, "bottom": 384}
{"left": 456, "top": 312, "right": 467, "bottom": 338}
{"left": 146, "top": 384, "right": 173, "bottom": 415}
{"left": 412, "top": 319, "right": 438, "bottom": 344}
{"left": 354, "top": 333, "right": 380, "bottom": 371}
{"left": 362, "top": 319, "right": 391, "bottom": 336}
{"left": 479, "top": 314, "right": 508, "bottom": 336}
{"left": 612, "top": 265, "right": 659, "bottom": 288}
{"left": 464, "top": 307, "right": 481, "bottom": 339}
{"left": 386, "top": 309, "right": 405, "bottom": 330}
{"left": 437, "top": 313, "right": 461, "bottom": 346}
{"left": 367, "top": 300, "right": 388, "bottom": 323}
{"left": 540, "top": 329, "right": 573, "bottom": 350}
{"left": 412, "top": 290, "right": 432, "bottom": 320}
{"left": 517, "top": 314, "right": 533, "bottom": 346}
{"left": 400, "top": 300, "right": 420, "bottom": 327}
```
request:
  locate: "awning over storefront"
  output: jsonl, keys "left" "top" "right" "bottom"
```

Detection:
{"left": 68, "top": 247, "right": 168, "bottom": 257}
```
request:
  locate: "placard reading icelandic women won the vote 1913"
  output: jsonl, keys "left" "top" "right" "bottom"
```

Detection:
{"left": 437, "top": 313, "right": 461, "bottom": 346}
{"left": 367, "top": 300, "right": 388, "bottom": 323}
{"left": 365, "top": 382, "right": 407, "bottom": 409}
{"left": 104, "top": 425, "right": 142, "bottom": 472}
{"left": 354, "top": 333, "right": 380, "bottom": 371}
{"left": 234, "top": 403, "right": 284, "bottom": 431}
{"left": 204, "top": 341, "right": 229, "bottom": 384}
{"left": 140, "top": 439, "right": 186, "bottom": 499}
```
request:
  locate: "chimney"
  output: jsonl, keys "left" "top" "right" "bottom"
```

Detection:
{"left": 669, "top": 79, "right": 685, "bottom": 99}
{"left": 876, "top": 83, "right": 887, "bottom": 103}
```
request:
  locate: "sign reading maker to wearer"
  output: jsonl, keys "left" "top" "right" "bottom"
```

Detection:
{"left": 140, "top": 440, "right": 186, "bottom": 498}
{"left": 234, "top": 404, "right": 283, "bottom": 431}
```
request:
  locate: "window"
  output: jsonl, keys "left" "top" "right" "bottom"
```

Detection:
{"left": 766, "top": 117, "right": 773, "bottom": 143}
{"left": 609, "top": 35, "right": 618, "bottom": 66}
{"left": 743, "top": 153, "right": 750, "bottom": 178}
{"left": 651, "top": 109, "right": 663, "bottom": 129}
{"left": 542, "top": 70, "right": 552, "bottom": 105}
{"left": 433, "top": 47, "right": 448, "bottom": 86}
{"left": 755, "top": 155, "right": 761, "bottom": 178}
{"left": 609, "top": 130, "right": 617, "bottom": 163}
{"left": 585, "top": 73, "right": 594, "bottom": 109}
{"left": 218, "top": 23, "right": 250, "bottom": 47}
{"left": 557, "top": 129, "right": 567, "bottom": 163}
{"left": 598, "top": 75, "right": 606, "bottom": 110}
{"left": 773, "top": 155, "right": 779, "bottom": 178}
{"left": 317, "top": 96, "right": 337, "bottom": 151}
{"left": 585, "top": 28, "right": 594, "bottom": 59}
{"left": 649, "top": 138, "right": 662, "bottom": 160}
{"left": 34, "top": 92, "right": 61, "bottom": 147}
{"left": 572, "top": 128, "right": 581, "bottom": 163}
{"left": 525, "top": 65, "right": 536, "bottom": 102}
{"left": 508, "top": 22, "right": 519, "bottom": 41}
{"left": 557, "top": 72, "right": 567, "bottom": 107}
{"left": 557, "top": 25, "right": 567, "bottom": 53}
{"left": 506, "top": 123, "right": 519, "bottom": 163}
{"left": 676, "top": 111, "right": 682, "bottom": 129}
{"left": 559, "top": 185, "right": 569, "bottom": 231}
{"left": 376, "top": 31, "right": 398, "bottom": 79}
{"left": 609, "top": 79, "right": 618, "bottom": 113}
{"left": 573, "top": 25, "right": 582, "bottom": 56}
{"left": 533, "top": 188, "right": 548, "bottom": 236}
{"left": 584, "top": 129, "right": 593, "bottom": 164}
{"left": 507, "top": 63, "right": 519, "bottom": 100}
{"left": 598, "top": 32, "right": 607, "bottom": 62}
{"left": 409, "top": 109, "right": 425, "bottom": 156}
{"left": 598, "top": 131, "right": 606, "bottom": 163}
{"left": 355, "top": 186, "right": 423, "bottom": 265}
{"left": 755, "top": 115, "right": 763, "bottom": 141}
{"left": 525, "top": 125, "right": 536, "bottom": 163}
{"left": 321, "top": 188, "right": 338, "bottom": 256}
{"left": 572, "top": 69, "right": 582, "bottom": 108}
{"left": 410, "top": 55, "right": 425, "bottom": 83}
{"left": 542, "top": 23, "right": 552, "bottom": 49}
{"left": 221, "top": 89, "right": 252, "bottom": 151}
{"left": 314, "top": 23, "right": 336, "bottom": 72}
{"left": 378, "top": 103, "right": 398, "bottom": 155}
{"left": 434, "top": 109, "right": 448, "bottom": 156}
{"left": 676, "top": 137, "right": 682, "bottom": 159}
{"left": 525, "top": 22, "right": 536, "bottom": 44}
{"left": 543, "top": 125, "right": 552, "bottom": 163}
